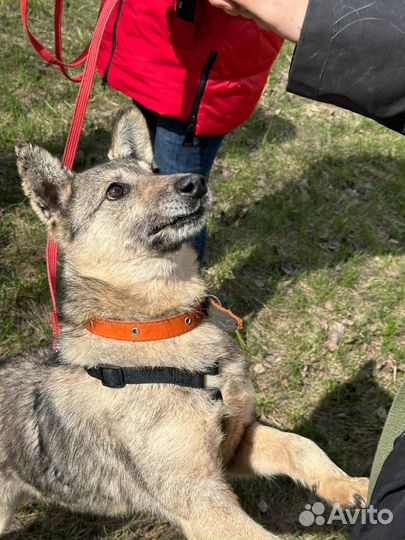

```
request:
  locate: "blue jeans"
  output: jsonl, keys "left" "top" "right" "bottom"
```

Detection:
{"left": 134, "top": 101, "right": 224, "bottom": 264}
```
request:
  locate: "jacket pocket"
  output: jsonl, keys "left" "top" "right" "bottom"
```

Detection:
{"left": 166, "top": 3, "right": 197, "bottom": 50}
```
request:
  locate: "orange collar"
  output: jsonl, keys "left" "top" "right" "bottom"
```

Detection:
{"left": 85, "top": 298, "right": 243, "bottom": 342}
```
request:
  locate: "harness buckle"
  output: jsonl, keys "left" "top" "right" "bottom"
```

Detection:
{"left": 98, "top": 365, "right": 126, "bottom": 388}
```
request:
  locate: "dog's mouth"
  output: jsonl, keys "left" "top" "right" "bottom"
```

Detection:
{"left": 149, "top": 206, "right": 205, "bottom": 236}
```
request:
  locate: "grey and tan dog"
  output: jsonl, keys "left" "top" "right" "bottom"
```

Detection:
{"left": 0, "top": 107, "right": 368, "bottom": 539}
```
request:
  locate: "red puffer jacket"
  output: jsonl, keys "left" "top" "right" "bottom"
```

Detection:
{"left": 97, "top": 0, "right": 283, "bottom": 139}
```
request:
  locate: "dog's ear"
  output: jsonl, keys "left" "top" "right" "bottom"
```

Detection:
{"left": 108, "top": 107, "right": 157, "bottom": 171}
{"left": 15, "top": 143, "right": 74, "bottom": 227}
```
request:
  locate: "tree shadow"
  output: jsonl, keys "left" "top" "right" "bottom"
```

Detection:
{"left": 233, "top": 361, "right": 393, "bottom": 537}
{"left": 3, "top": 506, "right": 179, "bottom": 540}
{"left": 3, "top": 508, "right": 127, "bottom": 540}
{"left": 207, "top": 153, "right": 405, "bottom": 319}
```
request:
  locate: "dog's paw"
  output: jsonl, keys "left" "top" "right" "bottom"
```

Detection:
{"left": 317, "top": 476, "right": 369, "bottom": 507}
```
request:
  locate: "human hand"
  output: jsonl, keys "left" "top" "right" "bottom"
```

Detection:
{"left": 208, "top": 0, "right": 309, "bottom": 42}
{"left": 208, "top": 0, "right": 267, "bottom": 26}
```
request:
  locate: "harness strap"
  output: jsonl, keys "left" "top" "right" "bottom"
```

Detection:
{"left": 21, "top": 0, "right": 120, "bottom": 347}
{"left": 86, "top": 364, "right": 220, "bottom": 391}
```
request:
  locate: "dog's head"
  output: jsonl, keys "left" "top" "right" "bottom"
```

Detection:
{"left": 15, "top": 108, "right": 209, "bottom": 267}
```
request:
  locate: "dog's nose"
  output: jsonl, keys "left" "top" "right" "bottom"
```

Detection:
{"left": 174, "top": 174, "right": 207, "bottom": 199}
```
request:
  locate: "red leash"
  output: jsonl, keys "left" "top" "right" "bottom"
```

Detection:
{"left": 21, "top": 0, "right": 120, "bottom": 346}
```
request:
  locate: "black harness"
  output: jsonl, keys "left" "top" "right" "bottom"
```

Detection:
{"left": 86, "top": 364, "right": 219, "bottom": 390}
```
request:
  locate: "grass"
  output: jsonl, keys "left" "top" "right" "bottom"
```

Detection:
{"left": 1, "top": 1, "right": 404, "bottom": 539}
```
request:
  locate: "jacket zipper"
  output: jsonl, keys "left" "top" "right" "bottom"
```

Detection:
{"left": 102, "top": 0, "right": 125, "bottom": 86}
{"left": 183, "top": 51, "right": 218, "bottom": 147}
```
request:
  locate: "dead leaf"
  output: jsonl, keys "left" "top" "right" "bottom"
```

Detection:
{"left": 253, "top": 363, "right": 266, "bottom": 375}
{"left": 388, "top": 238, "right": 399, "bottom": 245}
{"left": 281, "top": 262, "right": 299, "bottom": 276}
{"left": 384, "top": 359, "right": 396, "bottom": 371}
{"left": 265, "top": 355, "right": 282, "bottom": 365}
{"left": 327, "top": 322, "right": 345, "bottom": 351}
{"left": 375, "top": 406, "right": 388, "bottom": 420}
{"left": 319, "top": 240, "right": 340, "bottom": 252}
{"left": 319, "top": 319, "right": 329, "bottom": 331}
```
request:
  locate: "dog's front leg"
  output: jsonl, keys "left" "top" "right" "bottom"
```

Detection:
{"left": 228, "top": 422, "right": 368, "bottom": 507}
{"left": 0, "top": 475, "right": 22, "bottom": 536}
{"left": 171, "top": 475, "right": 279, "bottom": 540}
{"left": 145, "top": 414, "right": 279, "bottom": 540}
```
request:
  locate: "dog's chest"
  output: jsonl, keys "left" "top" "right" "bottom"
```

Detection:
{"left": 14, "top": 330, "right": 254, "bottom": 514}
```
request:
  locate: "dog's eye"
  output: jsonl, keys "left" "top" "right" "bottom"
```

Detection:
{"left": 106, "top": 183, "right": 125, "bottom": 200}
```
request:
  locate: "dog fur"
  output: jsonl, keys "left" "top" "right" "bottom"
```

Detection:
{"left": 0, "top": 107, "right": 368, "bottom": 539}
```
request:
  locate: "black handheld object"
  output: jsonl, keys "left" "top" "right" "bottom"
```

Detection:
{"left": 176, "top": 0, "right": 197, "bottom": 22}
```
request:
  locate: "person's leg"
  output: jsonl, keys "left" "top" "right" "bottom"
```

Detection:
{"left": 152, "top": 116, "right": 224, "bottom": 265}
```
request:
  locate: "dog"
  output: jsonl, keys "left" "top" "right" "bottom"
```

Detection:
{"left": 0, "top": 107, "right": 368, "bottom": 539}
